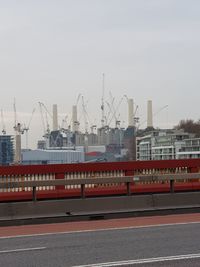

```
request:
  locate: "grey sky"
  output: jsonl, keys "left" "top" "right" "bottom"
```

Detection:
{"left": 0, "top": 0, "right": 200, "bottom": 148}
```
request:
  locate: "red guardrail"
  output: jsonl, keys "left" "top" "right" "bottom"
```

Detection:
{"left": 0, "top": 159, "right": 200, "bottom": 201}
{"left": 0, "top": 158, "right": 200, "bottom": 175}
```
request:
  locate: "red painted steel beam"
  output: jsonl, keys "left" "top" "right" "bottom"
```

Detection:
{"left": 0, "top": 182, "right": 200, "bottom": 202}
{"left": 1, "top": 159, "right": 200, "bottom": 176}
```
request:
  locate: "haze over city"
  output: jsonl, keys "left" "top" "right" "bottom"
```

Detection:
{"left": 0, "top": 0, "right": 200, "bottom": 148}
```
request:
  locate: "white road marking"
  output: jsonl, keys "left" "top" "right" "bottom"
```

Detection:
{"left": 72, "top": 253, "right": 200, "bottom": 267}
{"left": 0, "top": 247, "right": 46, "bottom": 254}
{"left": 0, "top": 221, "right": 199, "bottom": 240}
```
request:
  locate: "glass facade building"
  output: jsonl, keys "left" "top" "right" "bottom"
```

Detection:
{"left": 0, "top": 135, "right": 14, "bottom": 165}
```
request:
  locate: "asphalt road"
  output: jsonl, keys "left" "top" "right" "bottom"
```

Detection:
{"left": 0, "top": 222, "right": 200, "bottom": 267}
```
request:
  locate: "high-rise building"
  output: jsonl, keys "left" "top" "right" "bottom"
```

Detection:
{"left": 0, "top": 135, "right": 14, "bottom": 165}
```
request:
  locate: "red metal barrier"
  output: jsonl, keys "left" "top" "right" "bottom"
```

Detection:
{"left": 0, "top": 159, "right": 200, "bottom": 201}
{"left": 1, "top": 158, "right": 200, "bottom": 175}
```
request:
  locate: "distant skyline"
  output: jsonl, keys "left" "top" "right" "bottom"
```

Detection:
{"left": 0, "top": 0, "right": 200, "bottom": 148}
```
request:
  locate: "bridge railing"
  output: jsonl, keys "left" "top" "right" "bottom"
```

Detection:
{"left": 0, "top": 159, "right": 200, "bottom": 199}
{"left": 0, "top": 173, "right": 200, "bottom": 201}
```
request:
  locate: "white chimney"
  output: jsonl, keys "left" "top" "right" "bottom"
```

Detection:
{"left": 72, "top": 105, "right": 78, "bottom": 132}
{"left": 52, "top": 104, "right": 58, "bottom": 131}
{"left": 147, "top": 100, "right": 153, "bottom": 128}
{"left": 128, "top": 98, "right": 134, "bottom": 127}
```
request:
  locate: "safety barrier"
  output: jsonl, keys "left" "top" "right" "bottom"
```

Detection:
{"left": 0, "top": 159, "right": 200, "bottom": 201}
{"left": 0, "top": 172, "right": 200, "bottom": 201}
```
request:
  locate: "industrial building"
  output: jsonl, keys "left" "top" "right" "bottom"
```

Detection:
{"left": 11, "top": 95, "right": 198, "bottom": 164}
{"left": 21, "top": 149, "right": 84, "bottom": 165}
{"left": 0, "top": 135, "right": 14, "bottom": 165}
{"left": 13, "top": 98, "right": 200, "bottom": 164}
{"left": 35, "top": 97, "right": 137, "bottom": 162}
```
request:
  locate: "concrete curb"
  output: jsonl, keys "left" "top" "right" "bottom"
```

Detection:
{"left": 0, "top": 191, "right": 200, "bottom": 226}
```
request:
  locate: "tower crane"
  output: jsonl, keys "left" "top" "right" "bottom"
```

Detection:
{"left": 61, "top": 115, "right": 68, "bottom": 130}
{"left": 101, "top": 73, "right": 106, "bottom": 128}
{"left": 23, "top": 107, "right": 36, "bottom": 149}
{"left": 133, "top": 105, "right": 139, "bottom": 126}
{"left": 38, "top": 102, "right": 51, "bottom": 138}
{"left": 13, "top": 99, "right": 24, "bottom": 134}
{"left": 105, "top": 92, "right": 115, "bottom": 126}
{"left": 138, "top": 104, "right": 169, "bottom": 129}
{"left": 13, "top": 99, "right": 24, "bottom": 164}
{"left": 107, "top": 96, "right": 124, "bottom": 128}
{"left": 81, "top": 96, "right": 89, "bottom": 134}
{"left": 153, "top": 105, "right": 168, "bottom": 117}
{"left": 81, "top": 96, "right": 94, "bottom": 134}
{"left": 108, "top": 92, "right": 122, "bottom": 128}
{"left": 1, "top": 109, "right": 6, "bottom": 135}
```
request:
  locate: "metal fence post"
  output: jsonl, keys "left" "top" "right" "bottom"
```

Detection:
{"left": 81, "top": 184, "right": 85, "bottom": 198}
{"left": 32, "top": 186, "right": 37, "bottom": 201}
{"left": 170, "top": 179, "right": 174, "bottom": 193}
{"left": 126, "top": 182, "right": 131, "bottom": 196}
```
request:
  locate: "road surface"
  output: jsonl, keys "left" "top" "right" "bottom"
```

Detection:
{"left": 0, "top": 214, "right": 200, "bottom": 266}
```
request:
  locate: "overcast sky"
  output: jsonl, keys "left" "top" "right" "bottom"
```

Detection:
{"left": 0, "top": 0, "right": 200, "bottom": 148}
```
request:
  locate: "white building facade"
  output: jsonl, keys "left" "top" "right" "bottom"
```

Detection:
{"left": 137, "top": 130, "right": 191, "bottom": 160}
{"left": 177, "top": 138, "right": 200, "bottom": 159}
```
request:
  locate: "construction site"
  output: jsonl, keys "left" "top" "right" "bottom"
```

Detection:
{"left": 4, "top": 71, "right": 200, "bottom": 166}
{"left": 21, "top": 94, "right": 138, "bottom": 165}
{"left": 2, "top": 87, "right": 200, "bottom": 166}
{"left": 0, "top": 73, "right": 145, "bottom": 165}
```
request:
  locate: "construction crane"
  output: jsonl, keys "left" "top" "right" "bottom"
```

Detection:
{"left": 138, "top": 104, "right": 169, "bottom": 129}
{"left": 108, "top": 92, "right": 123, "bottom": 128}
{"left": 105, "top": 92, "right": 115, "bottom": 125}
{"left": 13, "top": 99, "right": 24, "bottom": 164}
{"left": 153, "top": 105, "right": 168, "bottom": 117}
{"left": 81, "top": 96, "right": 88, "bottom": 134}
{"left": 81, "top": 96, "right": 94, "bottom": 134}
{"left": 107, "top": 96, "right": 124, "bottom": 128}
{"left": 38, "top": 102, "right": 51, "bottom": 138}
{"left": 1, "top": 109, "right": 6, "bottom": 135}
{"left": 23, "top": 107, "right": 36, "bottom": 149}
{"left": 61, "top": 115, "right": 68, "bottom": 129}
{"left": 101, "top": 73, "right": 106, "bottom": 127}
{"left": 59, "top": 115, "right": 73, "bottom": 147}
{"left": 13, "top": 98, "right": 18, "bottom": 132}
{"left": 13, "top": 99, "right": 24, "bottom": 135}
{"left": 133, "top": 105, "right": 139, "bottom": 126}
{"left": 39, "top": 102, "right": 46, "bottom": 136}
